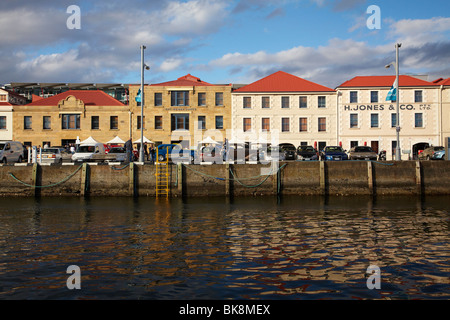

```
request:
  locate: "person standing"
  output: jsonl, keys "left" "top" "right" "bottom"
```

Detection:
{"left": 125, "top": 138, "right": 133, "bottom": 162}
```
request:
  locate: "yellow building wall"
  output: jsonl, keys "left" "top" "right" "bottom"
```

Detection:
{"left": 128, "top": 84, "right": 232, "bottom": 147}
{"left": 13, "top": 96, "right": 132, "bottom": 147}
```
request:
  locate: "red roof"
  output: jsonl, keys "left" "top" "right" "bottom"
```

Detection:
{"left": 26, "top": 90, "right": 124, "bottom": 106}
{"left": 338, "top": 75, "right": 437, "bottom": 88}
{"left": 150, "top": 74, "right": 221, "bottom": 87}
{"left": 433, "top": 78, "right": 450, "bottom": 86}
{"left": 0, "top": 102, "right": 13, "bottom": 107}
{"left": 234, "top": 71, "right": 335, "bottom": 93}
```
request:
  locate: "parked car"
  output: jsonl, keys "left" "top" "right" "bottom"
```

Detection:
{"left": 224, "top": 143, "right": 263, "bottom": 163}
{"left": 38, "top": 147, "right": 72, "bottom": 164}
{"left": 261, "top": 145, "right": 285, "bottom": 162}
{"left": 0, "top": 141, "right": 24, "bottom": 164}
{"left": 107, "top": 147, "right": 127, "bottom": 162}
{"left": 157, "top": 144, "right": 196, "bottom": 163}
{"left": 419, "top": 146, "right": 445, "bottom": 160}
{"left": 431, "top": 149, "right": 446, "bottom": 160}
{"left": 278, "top": 143, "right": 297, "bottom": 160}
{"left": 72, "top": 142, "right": 106, "bottom": 162}
{"left": 297, "top": 145, "right": 319, "bottom": 161}
{"left": 348, "top": 146, "right": 378, "bottom": 161}
{"left": 320, "top": 146, "right": 349, "bottom": 161}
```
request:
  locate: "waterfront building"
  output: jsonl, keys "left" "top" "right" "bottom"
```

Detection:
{"left": 336, "top": 75, "right": 440, "bottom": 160}
{"left": 13, "top": 90, "right": 129, "bottom": 148}
{"left": 232, "top": 71, "right": 338, "bottom": 150}
{"left": 433, "top": 78, "right": 450, "bottom": 148}
{"left": 128, "top": 74, "right": 233, "bottom": 148}
{"left": 4, "top": 82, "right": 129, "bottom": 105}
{"left": 0, "top": 88, "right": 27, "bottom": 141}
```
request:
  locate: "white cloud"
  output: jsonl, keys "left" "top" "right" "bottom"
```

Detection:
{"left": 388, "top": 17, "right": 450, "bottom": 45}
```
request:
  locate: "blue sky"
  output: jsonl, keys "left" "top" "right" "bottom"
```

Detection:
{"left": 1, "top": 0, "right": 449, "bottom": 88}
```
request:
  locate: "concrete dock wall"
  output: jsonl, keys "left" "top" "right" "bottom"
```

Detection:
{"left": 1, "top": 161, "right": 449, "bottom": 197}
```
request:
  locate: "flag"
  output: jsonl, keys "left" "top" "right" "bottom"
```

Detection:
{"left": 135, "top": 89, "right": 141, "bottom": 103}
{"left": 386, "top": 78, "right": 397, "bottom": 102}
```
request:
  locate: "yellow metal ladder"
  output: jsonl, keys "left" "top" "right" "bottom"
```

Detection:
{"left": 155, "top": 147, "right": 170, "bottom": 198}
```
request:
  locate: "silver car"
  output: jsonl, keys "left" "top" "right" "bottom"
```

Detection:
{"left": 38, "top": 147, "right": 72, "bottom": 164}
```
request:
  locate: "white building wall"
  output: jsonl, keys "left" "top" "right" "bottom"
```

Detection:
{"left": 232, "top": 92, "right": 337, "bottom": 148}
{"left": 337, "top": 86, "right": 440, "bottom": 160}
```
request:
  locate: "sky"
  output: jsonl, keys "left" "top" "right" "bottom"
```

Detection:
{"left": 1, "top": 0, "right": 449, "bottom": 89}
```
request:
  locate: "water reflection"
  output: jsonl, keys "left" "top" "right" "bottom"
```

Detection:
{"left": 0, "top": 195, "right": 448, "bottom": 300}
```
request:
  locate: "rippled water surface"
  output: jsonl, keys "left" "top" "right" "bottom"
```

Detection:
{"left": 0, "top": 195, "right": 449, "bottom": 300}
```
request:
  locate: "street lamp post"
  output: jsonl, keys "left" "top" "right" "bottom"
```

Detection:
{"left": 386, "top": 43, "right": 402, "bottom": 161}
{"left": 139, "top": 45, "right": 150, "bottom": 163}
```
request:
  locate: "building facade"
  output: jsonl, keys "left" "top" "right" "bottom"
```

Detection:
{"left": 13, "top": 90, "right": 129, "bottom": 148}
{"left": 128, "top": 74, "right": 233, "bottom": 148}
{"left": 336, "top": 75, "right": 440, "bottom": 160}
{"left": 434, "top": 78, "right": 450, "bottom": 149}
{"left": 0, "top": 88, "right": 27, "bottom": 141}
{"left": 232, "top": 71, "right": 338, "bottom": 150}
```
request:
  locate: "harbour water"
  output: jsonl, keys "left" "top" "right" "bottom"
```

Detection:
{"left": 0, "top": 195, "right": 449, "bottom": 300}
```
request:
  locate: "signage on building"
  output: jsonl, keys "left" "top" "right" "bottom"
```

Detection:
{"left": 343, "top": 104, "right": 432, "bottom": 111}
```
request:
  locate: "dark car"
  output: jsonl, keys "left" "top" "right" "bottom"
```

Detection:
{"left": 157, "top": 144, "right": 196, "bottom": 163}
{"left": 419, "top": 146, "right": 445, "bottom": 160}
{"left": 297, "top": 145, "right": 319, "bottom": 161}
{"left": 348, "top": 146, "right": 378, "bottom": 161}
{"left": 320, "top": 146, "right": 348, "bottom": 161}
{"left": 278, "top": 143, "right": 297, "bottom": 160}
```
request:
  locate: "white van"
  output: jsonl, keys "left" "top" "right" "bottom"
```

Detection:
{"left": 71, "top": 142, "right": 106, "bottom": 162}
{"left": 0, "top": 141, "right": 24, "bottom": 164}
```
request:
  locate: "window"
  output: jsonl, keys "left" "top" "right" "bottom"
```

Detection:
{"left": 137, "top": 116, "right": 145, "bottom": 130}
{"left": 215, "top": 92, "right": 224, "bottom": 106}
{"left": 391, "top": 113, "right": 397, "bottom": 128}
{"left": 215, "top": 116, "right": 224, "bottom": 129}
{"left": 243, "top": 118, "right": 251, "bottom": 132}
{"left": 198, "top": 116, "right": 206, "bottom": 130}
{"left": 350, "top": 114, "right": 358, "bottom": 128}
{"left": 0, "top": 95, "right": 7, "bottom": 102}
{"left": 261, "top": 118, "right": 270, "bottom": 132}
{"left": 318, "top": 96, "right": 326, "bottom": 108}
{"left": 110, "top": 116, "right": 118, "bottom": 130}
{"left": 61, "top": 114, "right": 80, "bottom": 130}
{"left": 415, "top": 90, "right": 423, "bottom": 103}
{"left": 350, "top": 91, "right": 358, "bottom": 103}
{"left": 243, "top": 97, "right": 251, "bottom": 109}
{"left": 299, "top": 117, "right": 308, "bottom": 132}
{"left": 155, "top": 116, "right": 163, "bottom": 129}
{"left": 281, "top": 118, "right": 290, "bottom": 132}
{"left": 24, "top": 116, "right": 32, "bottom": 130}
{"left": 198, "top": 93, "right": 206, "bottom": 106}
{"left": 171, "top": 91, "right": 189, "bottom": 106}
{"left": 371, "top": 91, "right": 379, "bottom": 103}
{"left": 299, "top": 96, "right": 307, "bottom": 108}
{"left": 154, "top": 93, "right": 162, "bottom": 106}
{"left": 282, "top": 96, "right": 290, "bottom": 108}
{"left": 0, "top": 116, "right": 6, "bottom": 130}
{"left": 171, "top": 114, "right": 189, "bottom": 131}
{"left": 351, "top": 141, "right": 359, "bottom": 148}
{"left": 43, "top": 116, "right": 51, "bottom": 130}
{"left": 318, "top": 117, "right": 326, "bottom": 132}
{"left": 415, "top": 113, "right": 423, "bottom": 128}
{"left": 371, "top": 114, "right": 379, "bottom": 128}
{"left": 262, "top": 97, "right": 270, "bottom": 109}
{"left": 91, "top": 116, "right": 99, "bottom": 130}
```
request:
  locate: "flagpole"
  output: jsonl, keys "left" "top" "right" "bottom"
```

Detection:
{"left": 395, "top": 43, "right": 401, "bottom": 161}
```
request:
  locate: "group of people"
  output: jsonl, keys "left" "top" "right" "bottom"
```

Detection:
{"left": 124, "top": 138, "right": 156, "bottom": 163}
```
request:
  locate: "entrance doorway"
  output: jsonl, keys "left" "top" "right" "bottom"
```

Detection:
{"left": 371, "top": 141, "right": 379, "bottom": 154}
